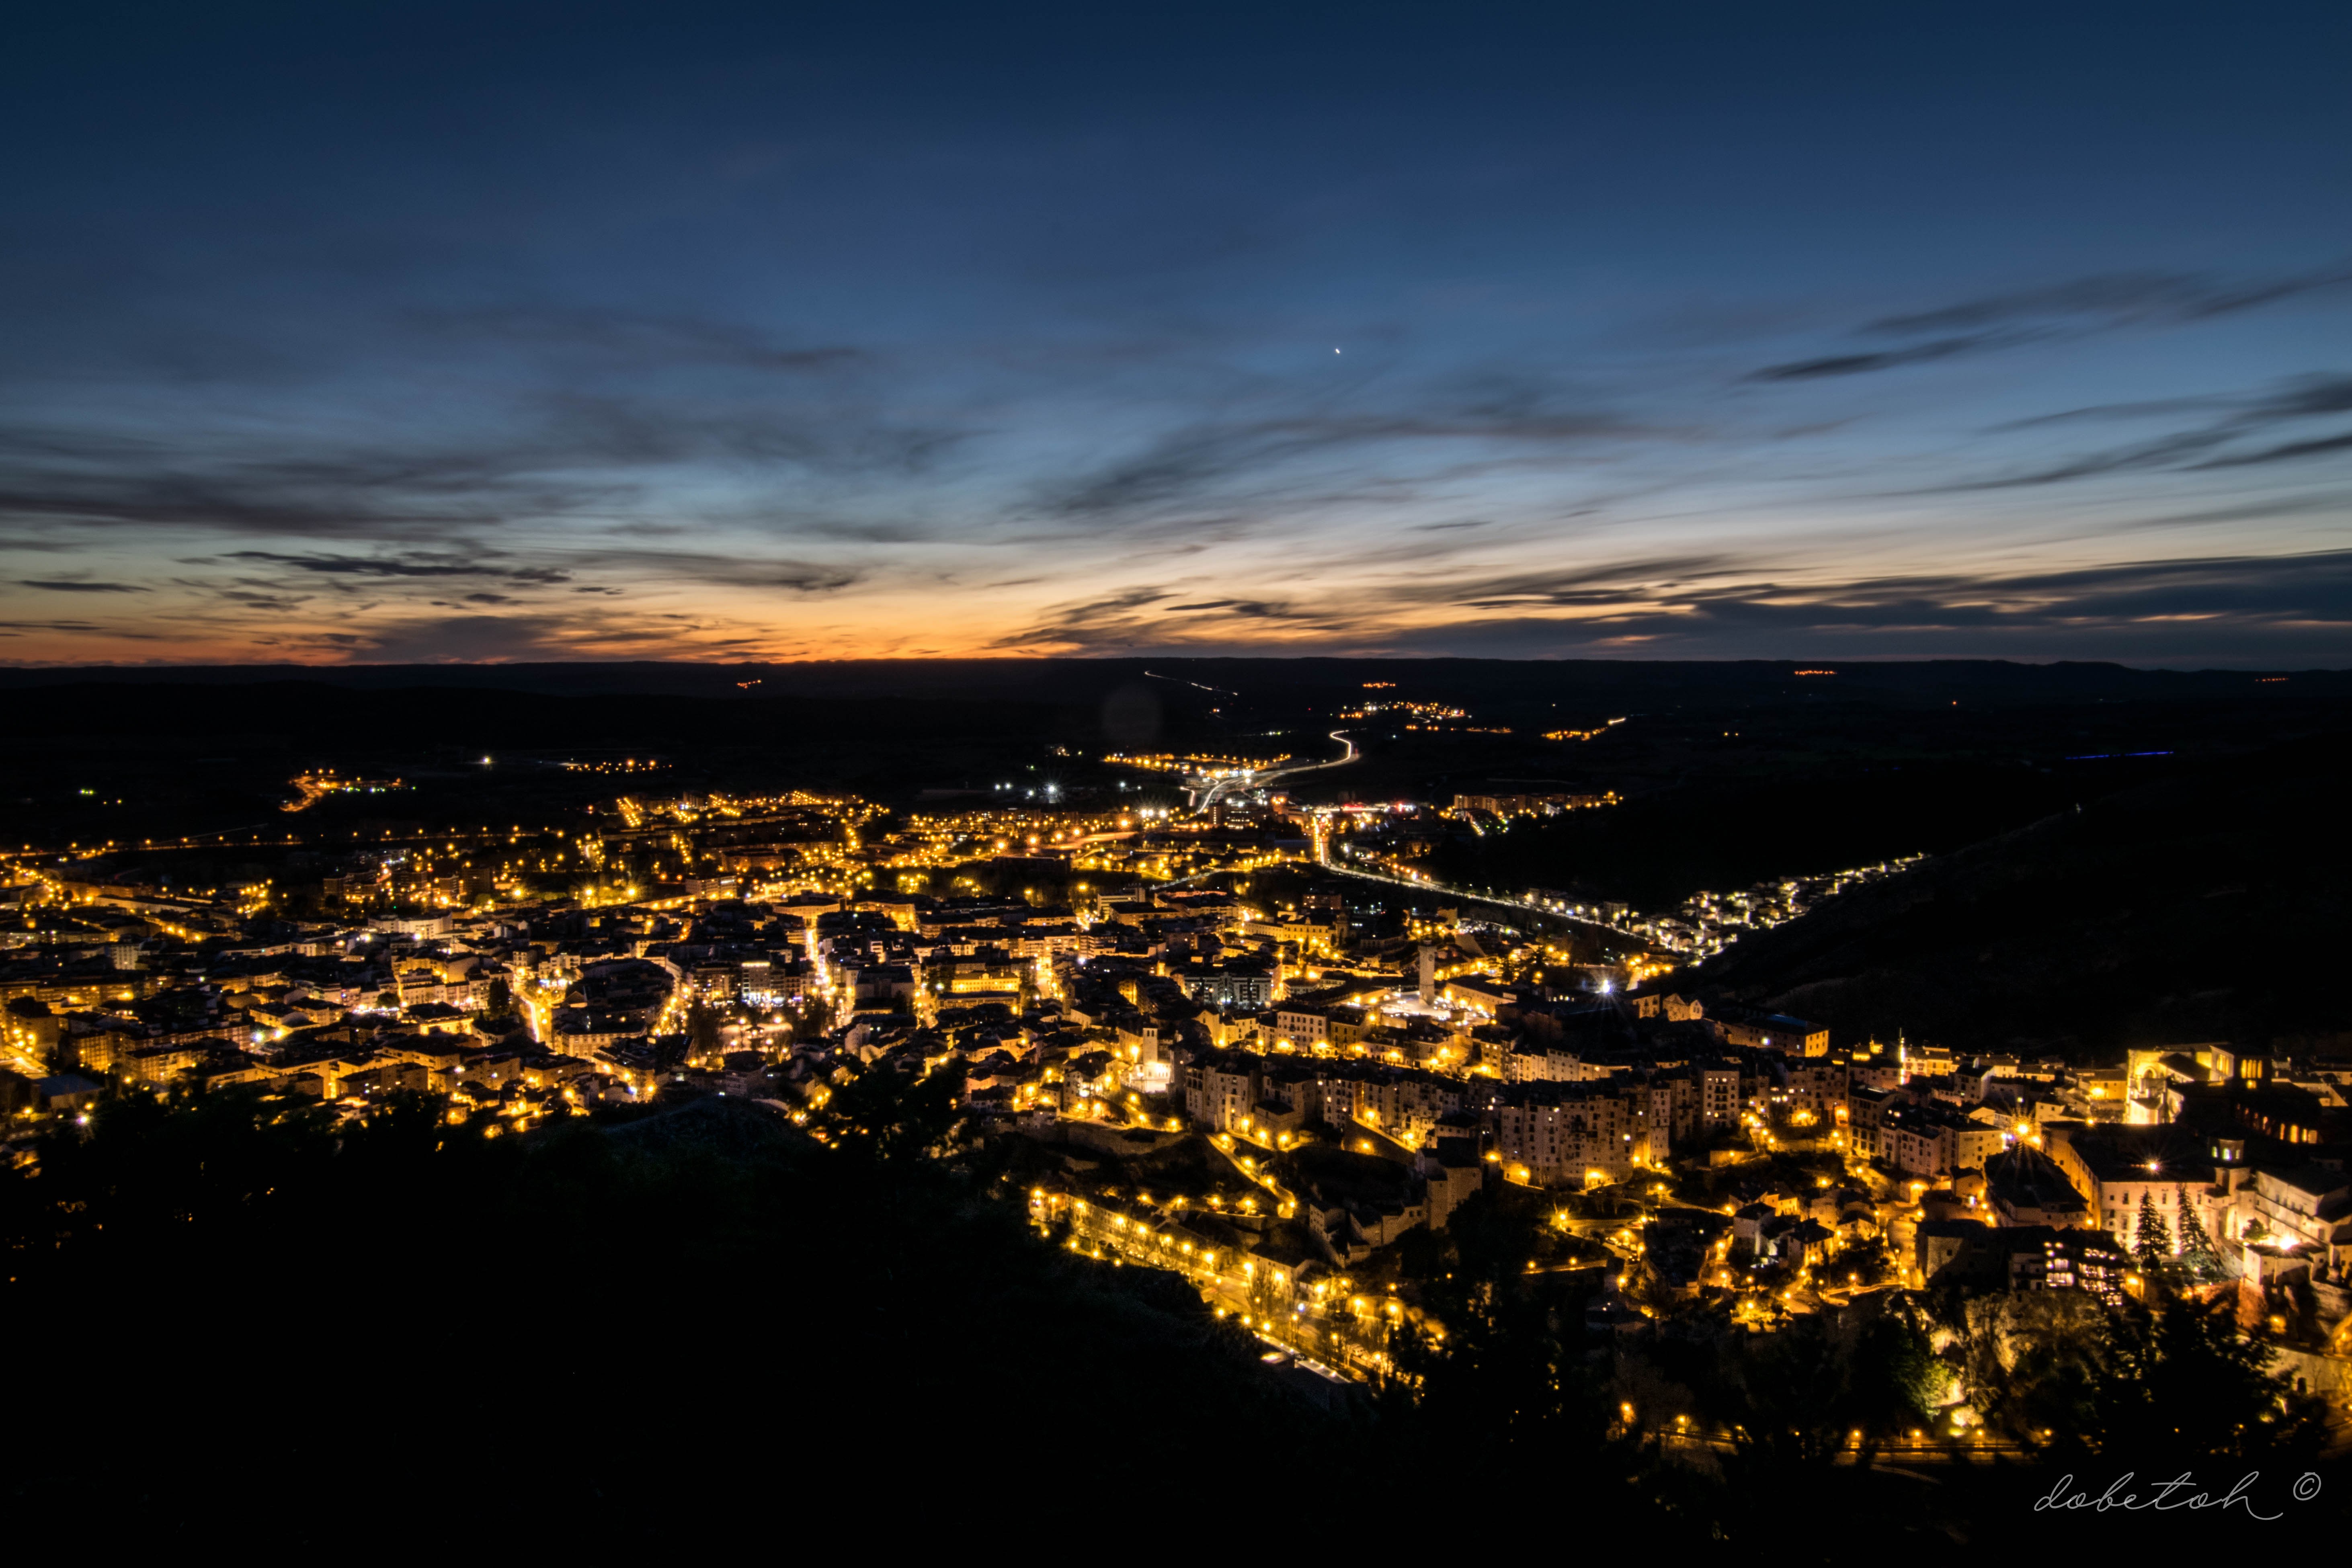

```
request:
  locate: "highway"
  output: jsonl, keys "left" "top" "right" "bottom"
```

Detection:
{"left": 1314, "top": 841, "right": 1632, "bottom": 940}
{"left": 1197, "top": 728, "right": 1359, "bottom": 812}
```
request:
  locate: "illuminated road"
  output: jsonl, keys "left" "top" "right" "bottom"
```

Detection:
{"left": 1314, "top": 834, "right": 1635, "bottom": 940}
{"left": 1197, "top": 728, "right": 1359, "bottom": 813}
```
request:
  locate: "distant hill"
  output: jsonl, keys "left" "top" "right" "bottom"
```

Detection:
{"left": 1695, "top": 732, "right": 2352, "bottom": 1061}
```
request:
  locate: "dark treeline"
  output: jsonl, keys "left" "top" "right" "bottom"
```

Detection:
{"left": 2, "top": 1081, "right": 2342, "bottom": 1549}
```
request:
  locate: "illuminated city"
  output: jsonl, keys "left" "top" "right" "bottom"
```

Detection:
{"left": 8, "top": 656, "right": 2351, "bottom": 1524}
{"left": 3, "top": 0, "right": 2349, "bottom": 1544}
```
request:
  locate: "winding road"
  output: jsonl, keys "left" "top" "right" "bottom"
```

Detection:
{"left": 1197, "top": 728, "right": 1360, "bottom": 812}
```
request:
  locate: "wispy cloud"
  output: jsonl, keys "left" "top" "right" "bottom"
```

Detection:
{"left": 981, "top": 546, "right": 2352, "bottom": 664}
{"left": 1945, "top": 371, "right": 2352, "bottom": 489}
{"left": 1747, "top": 337, "right": 1987, "bottom": 383}
{"left": 2188, "top": 429, "right": 2352, "bottom": 470}
{"left": 1036, "top": 398, "right": 1650, "bottom": 528}
{"left": 2, "top": 257, "right": 2348, "bottom": 665}
{"left": 224, "top": 549, "right": 570, "bottom": 582}
{"left": 0, "top": 333, "right": 971, "bottom": 549}
{"left": 1747, "top": 264, "right": 2352, "bottom": 382}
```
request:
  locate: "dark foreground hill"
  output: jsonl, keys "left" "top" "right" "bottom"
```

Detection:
{"left": 2, "top": 1092, "right": 1351, "bottom": 1545}
{"left": 2, "top": 1086, "right": 2340, "bottom": 1552}
{"left": 1697, "top": 733, "right": 2352, "bottom": 1060}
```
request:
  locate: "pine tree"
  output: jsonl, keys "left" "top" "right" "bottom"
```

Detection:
{"left": 2135, "top": 1189, "right": 2174, "bottom": 1267}
{"left": 2175, "top": 1184, "right": 2223, "bottom": 1281}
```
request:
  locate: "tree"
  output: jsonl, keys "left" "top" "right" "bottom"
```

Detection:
{"left": 1707, "top": 1306, "right": 1944, "bottom": 1469}
{"left": 2134, "top": 1189, "right": 2173, "bottom": 1268}
{"left": 485, "top": 978, "right": 515, "bottom": 1018}
{"left": 1958, "top": 1289, "right": 2109, "bottom": 1447}
{"left": 1386, "top": 1261, "right": 1619, "bottom": 1472}
{"left": 782, "top": 990, "right": 830, "bottom": 1042}
{"left": 1839, "top": 1234, "right": 1895, "bottom": 1287}
{"left": 822, "top": 1058, "right": 968, "bottom": 1162}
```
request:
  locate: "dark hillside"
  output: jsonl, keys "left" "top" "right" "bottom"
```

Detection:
{"left": 1695, "top": 733, "right": 2352, "bottom": 1060}
{"left": 0, "top": 1091, "right": 1350, "bottom": 1544}
{"left": 1425, "top": 760, "right": 2110, "bottom": 910}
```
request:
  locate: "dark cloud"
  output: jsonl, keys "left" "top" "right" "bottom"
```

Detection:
{"left": 1750, "top": 265, "right": 2352, "bottom": 381}
{"left": 1040, "top": 586, "right": 1175, "bottom": 620}
{"left": 2188, "top": 428, "right": 2352, "bottom": 469}
{"left": 1871, "top": 266, "right": 2352, "bottom": 336}
{"left": 995, "top": 580, "right": 1350, "bottom": 651}
{"left": 224, "top": 550, "right": 555, "bottom": 580}
{"left": 1937, "top": 371, "right": 2352, "bottom": 490}
{"left": 2112, "top": 490, "right": 2352, "bottom": 533}
{"left": 1998, "top": 373, "right": 2352, "bottom": 431}
{"left": 215, "top": 588, "right": 306, "bottom": 610}
{"left": 1745, "top": 336, "right": 1991, "bottom": 382}
{"left": 1958, "top": 429, "right": 2244, "bottom": 488}
{"left": 0, "top": 620, "right": 159, "bottom": 637}
{"left": 737, "top": 567, "right": 860, "bottom": 592}
{"left": 1165, "top": 598, "right": 1292, "bottom": 617}
{"left": 566, "top": 547, "right": 861, "bottom": 595}
{"left": 248, "top": 608, "right": 775, "bottom": 663}
{"left": 2260, "top": 375, "right": 2352, "bottom": 419}
{"left": 0, "top": 437, "right": 594, "bottom": 539}
{"left": 1589, "top": 549, "right": 2349, "bottom": 631}
{"left": 17, "top": 579, "right": 147, "bottom": 592}
{"left": 757, "top": 518, "right": 938, "bottom": 544}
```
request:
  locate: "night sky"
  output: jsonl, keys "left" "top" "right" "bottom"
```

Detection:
{"left": 5, "top": 2, "right": 2349, "bottom": 666}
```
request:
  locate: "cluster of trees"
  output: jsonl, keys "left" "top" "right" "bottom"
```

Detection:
{"left": 2135, "top": 1187, "right": 2230, "bottom": 1281}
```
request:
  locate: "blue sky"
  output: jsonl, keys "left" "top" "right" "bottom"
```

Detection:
{"left": 2, "top": 1, "right": 2348, "bottom": 664}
